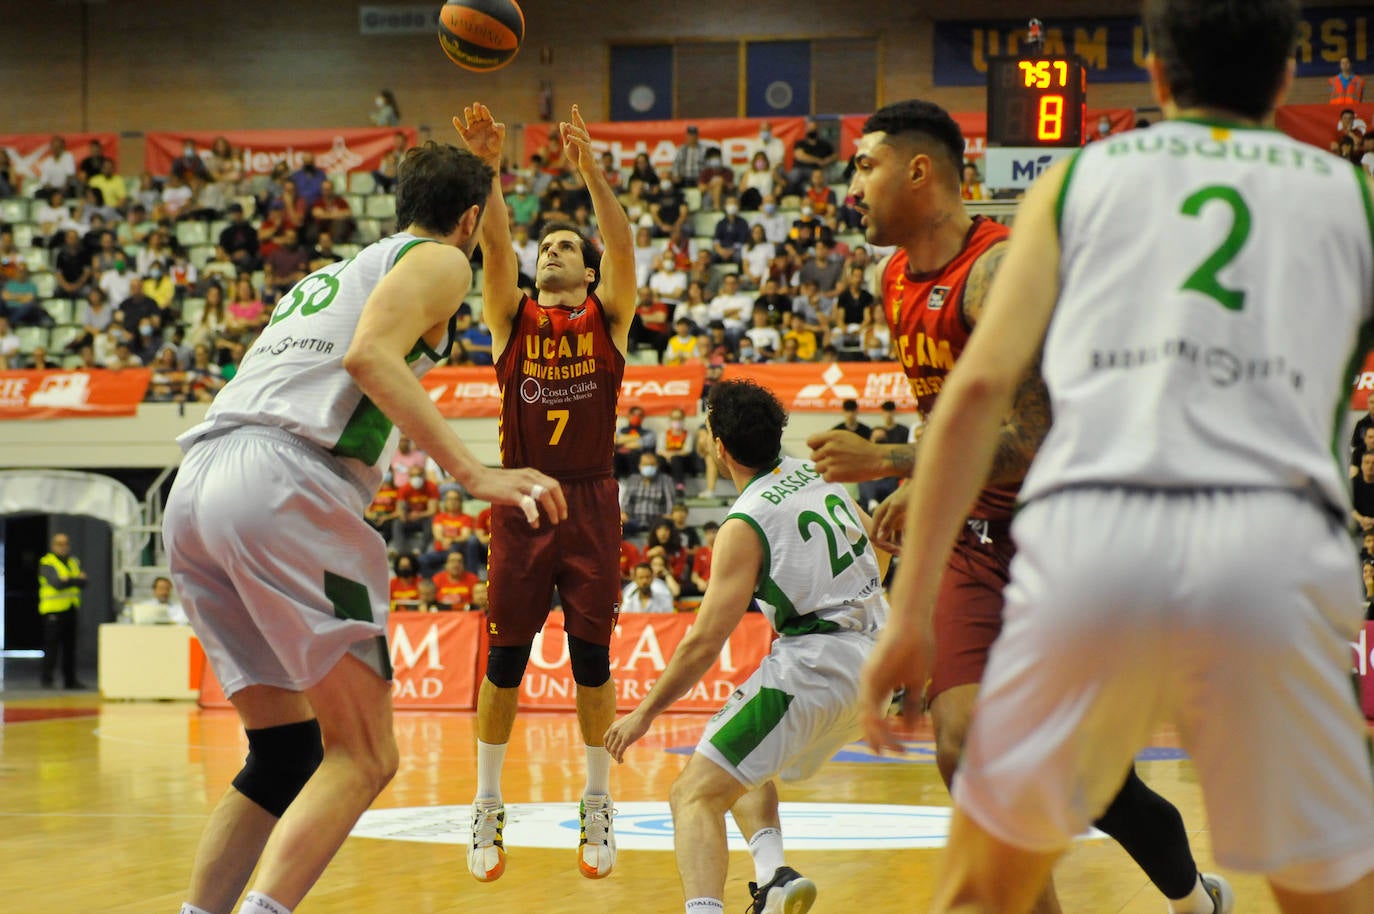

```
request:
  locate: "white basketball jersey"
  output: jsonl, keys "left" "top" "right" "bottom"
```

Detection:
{"left": 179, "top": 233, "right": 458, "bottom": 493}
{"left": 1023, "top": 119, "right": 1374, "bottom": 516}
{"left": 727, "top": 456, "right": 887, "bottom": 636}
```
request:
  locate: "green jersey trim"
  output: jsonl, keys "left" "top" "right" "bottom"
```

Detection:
{"left": 392, "top": 237, "right": 453, "bottom": 363}
{"left": 325, "top": 570, "right": 391, "bottom": 679}
{"left": 727, "top": 511, "right": 841, "bottom": 637}
{"left": 331, "top": 396, "right": 392, "bottom": 464}
{"left": 738, "top": 459, "right": 785, "bottom": 496}
{"left": 708, "top": 686, "right": 793, "bottom": 766}
{"left": 1054, "top": 149, "right": 1084, "bottom": 239}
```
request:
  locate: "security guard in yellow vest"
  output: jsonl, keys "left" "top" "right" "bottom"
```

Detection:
{"left": 38, "top": 532, "right": 87, "bottom": 688}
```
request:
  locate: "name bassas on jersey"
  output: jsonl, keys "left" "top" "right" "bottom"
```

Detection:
{"left": 757, "top": 462, "right": 821, "bottom": 505}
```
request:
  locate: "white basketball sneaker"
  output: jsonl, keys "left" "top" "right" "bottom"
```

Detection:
{"left": 467, "top": 798, "right": 507, "bottom": 882}
{"left": 578, "top": 793, "right": 616, "bottom": 878}
{"left": 747, "top": 866, "right": 817, "bottom": 914}
{"left": 1200, "top": 873, "right": 1235, "bottom": 914}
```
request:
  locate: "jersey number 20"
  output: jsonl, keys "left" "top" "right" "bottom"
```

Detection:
{"left": 798, "top": 493, "right": 869, "bottom": 577}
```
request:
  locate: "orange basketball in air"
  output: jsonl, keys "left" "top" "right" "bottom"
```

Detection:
{"left": 438, "top": 0, "right": 525, "bottom": 72}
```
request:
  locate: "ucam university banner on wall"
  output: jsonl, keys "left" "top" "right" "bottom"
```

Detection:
{"left": 197, "top": 612, "right": 775, "bottom": 713}
{"left": 932, "top": 7, "right": 1370, "bottom": 86}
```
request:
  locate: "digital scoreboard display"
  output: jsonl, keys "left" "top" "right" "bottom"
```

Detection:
{"left": 986, "top": 56, "right": 1087, "bottom": 147}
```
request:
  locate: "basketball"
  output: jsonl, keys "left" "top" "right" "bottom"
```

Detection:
{"left": 438, "top": 0, "right": 525, "bottom": 72}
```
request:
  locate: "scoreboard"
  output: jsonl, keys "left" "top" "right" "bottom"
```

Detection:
{"left": 983, "top": 55, "right": 1087, "bottom": 189}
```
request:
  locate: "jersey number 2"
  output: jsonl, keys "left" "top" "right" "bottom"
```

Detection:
{"left": 1178, "top": 185, "right": 1251, "bottom": 312}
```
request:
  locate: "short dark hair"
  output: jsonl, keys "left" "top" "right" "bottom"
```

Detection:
{"left": 539, "top": 220, "right": 601, "bottom": 292}
{"left": 1144, "top": 0, "right": 1299, "bottom": 120}
{"left": 842, "top": 398, "right": 859, "bottom": 411}
{"left": 395, "top": 141, "right": 494, "bottom": 236}
{"left": 880, "top": 400, "right": 897, "bottom": 412}
{"left": 707, "top": 379, "right": 787, "bottom": 470}
{"left": 862, "top": 99, "right": 966, "bottom": 187}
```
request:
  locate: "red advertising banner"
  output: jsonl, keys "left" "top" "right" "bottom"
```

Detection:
{"left": 420, "top": 363, "right": 706, "bottom": 417}
{"left": 1355, "top": 621, "right": 1374, "bottom": 721}
{"left": 1354, "top": 352, "right": 1374, "bottom": 411}
{"left": 511, "top": 612, "right": 774, "bottom": 712}
{"left": 1276, "top": 103, "right": 1374, "bottom": 151}
{"left": 837, "top": 109, "right": 1136, "bottom": 163}
{"left": 386, "top": 611, "right": 484, "bottom": 709}
{"left": 520, "top": 116, "right": 808, "bottom": 172}
{"left": 144, "top": 127, "right": 418, "bottom": 178}
{"left": 0, "top": 368, "right": 151, "bottom": 419}
{"left": 723, "top": 361, "right": 917, "bottom": 412}
{"left": 198, "top": 612, "right": 485, "bottom": 710}
{"left": 199, "top": 611, "right": 771, "bottom": 714}
{"left": 0, "top": 132, "right": 119, "bottom": 191}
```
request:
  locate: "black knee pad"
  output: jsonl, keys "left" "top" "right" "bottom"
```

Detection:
{"left": 568, "top": 634, "right": 610, "bottom": 687}
{"left": 485, "top": 643, "right": 533, "bottom": 689}
{"left": 231, "top": 719, "right": 324, "bottom": 818}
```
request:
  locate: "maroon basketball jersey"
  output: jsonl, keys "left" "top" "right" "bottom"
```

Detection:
{"left": 881, "top": 217, "right": 1017, "bottom": 521}
{"left": 495, "top": 293, "right": 625, "bottom": 481}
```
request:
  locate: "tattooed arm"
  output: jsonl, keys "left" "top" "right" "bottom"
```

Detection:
{"left": 961, "top": 240, "right": 1053, "bottom": 487}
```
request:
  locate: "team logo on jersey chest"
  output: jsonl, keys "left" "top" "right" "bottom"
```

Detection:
{"left": 927, "top": 286, "right": 950, "bottom": 311}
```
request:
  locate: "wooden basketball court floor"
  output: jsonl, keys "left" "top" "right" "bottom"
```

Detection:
{"left": 0, "top": 680, "right": 1297, "bottom": 913}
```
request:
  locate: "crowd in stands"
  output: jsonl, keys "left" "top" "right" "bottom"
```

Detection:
{"left": 0, "top": 132, "right": 409, "bottom": 393}
{"left": 0, "top": 119, "right": 920, "bottom": 394}
{"left": 1346, "top": 401, "right": 1374, "bottom": 618}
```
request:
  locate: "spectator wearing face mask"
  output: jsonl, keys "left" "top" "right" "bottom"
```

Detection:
{"left": 614, "top": 405, "right": 658, "bottom": 478}
{"left": 506, "top": 177, "right": 541, "bottom": 228}
{"left": 620, "top": 452, "right": 677, "bottom": 536}
{"left": 659, "top": 408, "right": 698, "bottom": 494}
{"left": 395, "top": 467, "right": 439, "bottom": 554}
{"left": 171, "top": 139, "right": 209, "bottom": 183}
{"left": 711, "top": 198, "right": 751, "bottom": 265}
{"left": 788, "top": 203, "right": 834, "bottom": 253}
{"left": 739, "top": 150, "right": 781, "bottom": 211}
{"left": 786, "top": 117, "right": 837, "bottom": 195}
{"left": 697, "top": 148, "right": 736, "bottom": 212}
{"left": 751, "top": 193, "right": 789, "bottom": 245}
{"left": 650, "top": 173, "right": 688, "bottom": 238}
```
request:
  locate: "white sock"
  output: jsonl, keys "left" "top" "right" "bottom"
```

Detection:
{"left": 747, "top": 826, "right": 786, "bottom": 883}
{"left": 1168, "top": 875, "right": 1213, "bottom": 914}
{"left": 179, "top": 905, "right": 214, "bottom": 914}
{"left": 238, "top": 892, "right": 291, "bottom": 914}
{"left": 475, "top": 740, "right": 507, "bottom": 803}
{"left": 685, "top": 899, "right": 725, "bottom": 914}
{"left": 584, "top": 744, "right": 612, "bottom": 797}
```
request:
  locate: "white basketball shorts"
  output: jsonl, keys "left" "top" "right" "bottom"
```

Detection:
{"left": 164, "top": 426, "right": 392, "bottom": 697}
{"left": 695, "top": 629, "right": 874, "bottom": 789}
{"left": 953, "top": 487, "right": 1374, "bottom": 886}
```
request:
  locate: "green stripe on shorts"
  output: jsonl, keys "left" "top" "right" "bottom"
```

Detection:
{"left": 709, "top": 686, "right": 793, "bottom": 767}
{"left": 325, "top": 570, "right": 392, "bottom": 679}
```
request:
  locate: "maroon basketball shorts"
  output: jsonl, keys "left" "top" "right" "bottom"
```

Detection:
{"left": 927, "top": 519, "right": 1015, "bottom": 703}
{"left": 485, "top": 476, "right": 622, "bottom": 647}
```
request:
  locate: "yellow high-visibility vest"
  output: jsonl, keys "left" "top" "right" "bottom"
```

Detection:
{"left": 38, "top": 553, "right": 81, "bottom": 614}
